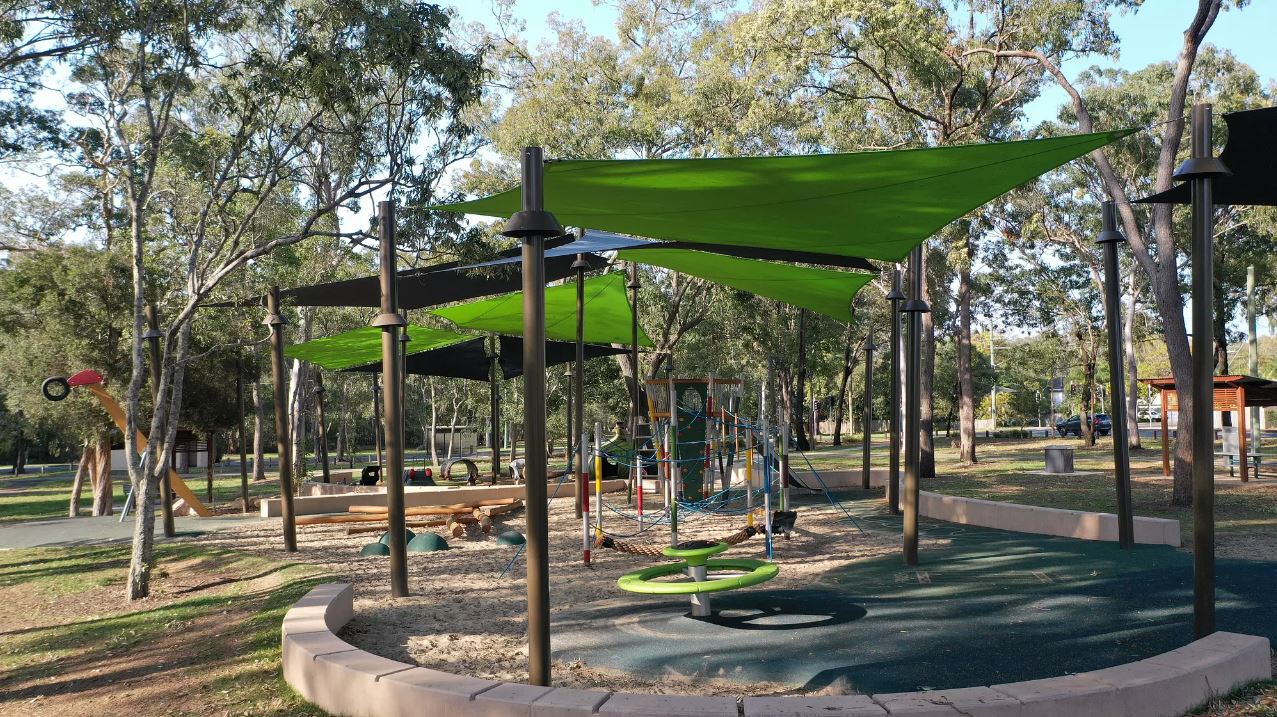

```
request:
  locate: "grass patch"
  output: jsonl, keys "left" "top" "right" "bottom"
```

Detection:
{"left": 0, "top": 543, "right": 331, "bottom": 716}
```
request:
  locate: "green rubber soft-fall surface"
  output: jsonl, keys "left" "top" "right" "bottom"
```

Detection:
{"left": 552, "top": 490, "right": 1277, "bottom": 694}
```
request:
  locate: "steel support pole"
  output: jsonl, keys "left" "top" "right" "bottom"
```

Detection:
{"left": 1179, "top": 103, "right": 1228, "bottom": 638}
{"left": 1098, "top": 201, "right": 1134, "bottom": 548}
{"left": 628, "top": 260, "right": 641, "bottom": 504}
{"left": 236, "top": 357, "right": 249, "bottom": 511}
{"left": 374, "top": 201, "right": 409, "bottom": 597}
{"left": 503, "top": 146, "right": 562, "bottom": 687}
{"left": 490, "top": 335, "right": 501, "bottom": 481}
{"left": 315, "top": 373, "right": 330, "bottom": 483}
{"left": 265, "top": 287, "right": 296, "bottom": 552}
{"left": 1247, "top": 266, "right": 1260, "bottom": 449}
{"left": 902, "top": 248, "right": 928, "bottom": 565}
{"left": 887, "top": 270, "right": 904, "bottom": 515}
{"left": 574, "top": 253, "right": 588, "bottom": 517}
{"left": 143, "top": 304, "right": 175, "bottom": 538}
{"left": 861, "top": 334, "right": 876, "bottom": 490}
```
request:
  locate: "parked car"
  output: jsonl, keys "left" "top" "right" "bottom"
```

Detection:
{"left": 1056, "top": 414, "right": 1111, "bottom": 437}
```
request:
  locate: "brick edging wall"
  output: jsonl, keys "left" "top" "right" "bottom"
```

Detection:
{"left": 282, "top": 583, "right": 1269, "bottom": 717}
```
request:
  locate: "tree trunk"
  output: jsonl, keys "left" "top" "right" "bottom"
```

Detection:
{"left": 337, "top": 378, "right": 347, "bottom": 462}
{"left": 957, "top": 235, "right": 977, "bottom": 465}
{"left": 288, "top": 310, "right": 313, "bottom": 479}
{"left": 206, "top": 432, "right": 216, "bottom": 502}
{"left": 446, "top": 395, "right": 460, "bottom": 460}
{"left": 252, "top": 378, "right": 266, "bottom": 481}
{"left": 832, "top": 328, "right": 855, "bottom": 445}
{"left": 794, "top": 310, "right": 811, "bottom": 450}
{"left": 12, "top": 426, "right": 26, "bottom": 474}
{"left": 69, "top": 442, "right": 92, "bottom": 517}
{"left": 91, "top": 432, "right": 113, "bottom": 516}
{"left": 1215, "top": 311, "right": 1231, "bottom": 427}
{"left": 428, "top": 377, "right": 439, "bottom": 469}
{"left": 920, "top": 249, "right": 936, "bottom": 478}
{"left": 1124, "top": 273, "right": 1142, "bottom": 448}
{"left": 1081, "top": 347, "right": 1096, "bottom": 447}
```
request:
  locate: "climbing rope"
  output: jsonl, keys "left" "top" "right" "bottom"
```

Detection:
{"left": 595, "top": 525, "right": 760, "bottom": 557}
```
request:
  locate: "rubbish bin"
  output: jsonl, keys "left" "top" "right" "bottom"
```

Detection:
{"left": 1044, "top": 446, "right": 1074, "bottom": 474}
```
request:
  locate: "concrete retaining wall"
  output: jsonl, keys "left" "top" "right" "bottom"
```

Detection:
{"left": 283, "top": 583, "right": 1270, "bottom": 717}
{"left": 262, "top": 479, "right": 629, "bottom": 517}
{"left": 733, "top": 460, "right": 1181, "bottom": 547}
{"left": 917, "top": 491, "right": 1182, "bottom": 547}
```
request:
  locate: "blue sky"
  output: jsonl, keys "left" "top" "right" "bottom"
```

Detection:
{"left": 449, "top": 0, "right": 1277, "bottom": 127}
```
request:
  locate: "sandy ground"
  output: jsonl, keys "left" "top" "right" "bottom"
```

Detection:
{"left": 203, "top": 490, "right": 940, "bottom": 695}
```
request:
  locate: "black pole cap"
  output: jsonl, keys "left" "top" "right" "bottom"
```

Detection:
{"left": 263, "top": 313, "right": 288, "bottom": 326}
{"left": 901, "top": 299, "right": 931, "bottom": 314}
{"left": 1097, "top": 200, "right": 1126, "bottom": 245}
{"left": 141, "top": 328, "right": 164, "bottom": 340}
{"left": 1172, "top": 156, "right": 1230, "bottom": 181}
{"left": 886, "top": 287, "right": 906, "bottom": 301}
{"left": 502, "top": 209, "right": 563, "bottom": 238}
{"left": 371, "top": 313, "right": 409, "bottom": 328}
{"left": 861, "top": 336, "right": 877, "bottom": 352}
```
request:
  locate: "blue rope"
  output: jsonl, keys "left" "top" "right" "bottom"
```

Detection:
{"left": 794, "top": 449, "right": 864, "bottom": 533}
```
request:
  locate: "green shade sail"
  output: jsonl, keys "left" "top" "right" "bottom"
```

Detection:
{"left": 618, "top": 247, "right": 872, "bottom": 322}
{"left": 284, "top": 325, "right": 469, "bottom": 370}
{"left": 436, "top": 130, "right": 1133, "bottom": 262}
{"left": 431, "top": 273, "right": 654, "bottom": 347}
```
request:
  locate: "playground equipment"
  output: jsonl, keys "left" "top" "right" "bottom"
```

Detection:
{"left": 42, "top": 369, "right": 211, "bottom": 517}
{"left": 614, "top": 537, "right": 777, "bottom": 616}
{"left": 575, "top": 373, "right": 820, "bottom": 567}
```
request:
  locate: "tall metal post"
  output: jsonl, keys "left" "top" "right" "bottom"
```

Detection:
{"left": 314, "top": 373, "right": 331, "bottom": 483}
{"left": 628, "top": 260, "right": 641, "bottom": 504}
{"left": 1098, "top": 201, "right": 1134, "bottom": 548}
{"left": 143, "top": 304, "right": 174, "bottom": 537}
{"left": 236, "top": 356, "right": 249, "bottom": 511}
{"left": 502, "top": 146, "right": 562, "bottom": 687}
{"left": 1247, "top": 265, "right": 1260, "bottom": 450}
{"left": 861, "top": 333, "right": 876, "bottom": 490}
{"left": 574, "top": 252, "right": 588, "bottom": 517}
{"left": 372, "top": 375, "right": 383, "bottom": 468}
{"left": 488, "top": 335, "right": 502, "bottom": 480}
{"left": 265, "top": 286, "right": 296, "bottom": 552}
{"left": 886, "top": 270, "right": 905, "bottom": 514}
{"left": 902, "top": 247, "right": 929, "bottom": 565}
{"left": 1178, "top": 103, "right": 1228, "bottom": 638}
{"left": 374, "top": 201, "right": 409, "bottom": 597}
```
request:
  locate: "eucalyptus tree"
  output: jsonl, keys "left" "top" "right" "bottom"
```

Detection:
{"left": 970, "top": 0, "right": 1246, "bottom": 504}
{"left": 46, "top": 0, "right": 482, "bottom": 599}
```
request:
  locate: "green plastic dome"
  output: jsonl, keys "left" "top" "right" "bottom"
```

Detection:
{"left": 360, "top": 542, "right": 391, "bottom": 557}
{"left": 379, "top": 529, "right": 416, "bottom": 546}
{"left": 407, "top": 533, "right": 449, "bottom": 552}
{"left": 496, "top": 531, "right": 526, "bottom": 546}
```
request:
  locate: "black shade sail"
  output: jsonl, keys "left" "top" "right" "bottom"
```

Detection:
{"left": 1137, "top": 106, "right": 1277, "bottom": 206}
{"left": 341, "top": 335, "right": 629, "bottom": 381}
{"left": 207, "top": 235, "right": 606, "bottom": 309}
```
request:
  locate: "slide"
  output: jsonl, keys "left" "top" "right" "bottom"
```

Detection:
{"left": 68, "top": 370, "right": 212, "bottom": 517}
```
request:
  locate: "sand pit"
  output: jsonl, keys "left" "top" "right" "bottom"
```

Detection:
{"left": 201, "top": 489, "right": 939, "bottom": 696}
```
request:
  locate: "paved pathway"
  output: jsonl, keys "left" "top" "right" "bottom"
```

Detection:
{"left": 0, "top": 514, "right": 271, "bottom": 549}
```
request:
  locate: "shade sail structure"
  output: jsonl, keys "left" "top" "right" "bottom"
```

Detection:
{"left": 207, "top": 237, "right": 607, "bottom": 309}
{"left": 616, "top": 246, "right": 872, "bottom": 322}
{"left": 436, "top": 130, "right": 1133, "bottom": 262}
{"left": 430, "top": 273, "right": 654, "bottom": 347}
{"left": 341, "top": 335, "right": 629, "bottom": 380}
{"left": 1137, "top": 106, "right": 1277, "bottom": 206}
{"left": 284, "top": 325, "right": 468, "bottom": 370}
{"left": 467, "top": 229, "right": 876, "bottom": 272}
